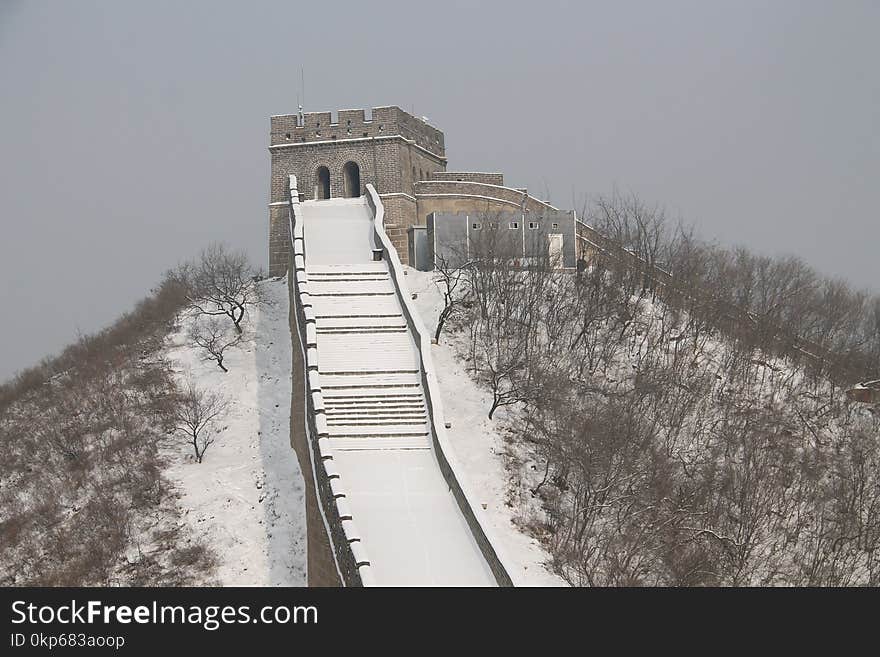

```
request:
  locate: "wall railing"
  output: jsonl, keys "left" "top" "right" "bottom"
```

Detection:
{"left": 288, "top": 175, "right": 376, "bottom": 587}
{"left": 366, "top": 184, "right": 516, "bottom": 587}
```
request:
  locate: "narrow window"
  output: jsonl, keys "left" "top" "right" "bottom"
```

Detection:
{"left": 343, "top": 161, "right": 361, "bottom": 198}
{"left": 315, "top": 166, "right": 331, "bottom": 200}
{"left": 552, "top": 222, "right": 559, "bottom": 229}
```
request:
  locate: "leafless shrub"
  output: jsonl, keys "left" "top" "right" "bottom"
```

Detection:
{"left": 189, "top": 316, "right": 241, "bottom": 372}
{"left": 170, "top": 378, "right": 229, "bottom": 463}
{"left": 181, "top": 243, "right": 263, "bottom": 335}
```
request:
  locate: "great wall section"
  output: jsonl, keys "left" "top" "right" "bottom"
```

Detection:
{"left": 287, "top": 177, "right": 513, "bottom": 586}
{"left": 272, "top": 105, "right": 863, "bottom": 586}
{"left": 272, "top": 106, "right": 568, "bottom": 585}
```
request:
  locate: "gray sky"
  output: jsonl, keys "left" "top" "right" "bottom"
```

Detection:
{"left": 1, "top": 0, "right": 878, "bottom": 381}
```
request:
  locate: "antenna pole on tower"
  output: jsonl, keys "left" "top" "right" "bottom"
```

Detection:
{"left": 300, "top": 67, "right": 305, "bottom": 121}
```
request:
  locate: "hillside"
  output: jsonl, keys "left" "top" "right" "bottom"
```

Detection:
{"left": 404, "top": 267, "right": 567, "bottom": 586}
{"left": 403, "top": 251, "right": 880, "bottom": 586}
{"left": 163, "top": 278, "right": 306, "bottom": 585}
{"left": 3, "top": 233, "right": 877, "bottom": 587}
{"left": 0, "top": 266, "right": 306, "bottom": 586}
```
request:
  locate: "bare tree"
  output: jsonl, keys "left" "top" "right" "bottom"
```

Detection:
{"left": 171, "top": 379, "right": 228, "bottom": 463}
{"left": 187, "top": 243, "right": 262, "bottom": 335}
{"left": 188, "top": 316, "right": 241, "bottom": 372}
{"left": 432, "top": 251, "right": 471, "bottom": 344}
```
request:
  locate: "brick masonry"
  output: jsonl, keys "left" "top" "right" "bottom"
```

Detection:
{"left": 267, "top": 105, "right": 560, "bottom": 275}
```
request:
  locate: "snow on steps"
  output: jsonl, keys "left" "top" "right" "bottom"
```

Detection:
{"left": 291, "top": 176, "right": 499, "bottom": 586}
{"left": 309, "top": 269, "right": 428, "bottom": 448}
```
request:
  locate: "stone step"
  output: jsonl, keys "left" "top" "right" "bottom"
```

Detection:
{"left": 325, "top": 404, "right": 426, "bottom": 411}
{"left": 320, "top": 384, "right": 423, "bottom": 396}
{"left": 307, "top": 263, "right": 387, "bottom": 275}
{"left": 325, "top": 402, "right": 426, "bottom": 410}
{"left": 327, "top": 436, "right": 432, "bottom": 451}
{"left": 311, "top": 296, "right": 402, "bottom": 317}
{"left": 326, "top": 418, "right": 428, "bottom": 427}
{"left": 318, "top": 316, "right": 406, "bottom": 329}
{"left": 323, "top": 392, "right": 424, "bottom": 400}
{"left": 316, "top": 327, "right": 408, "bottom": 335}
{"left": 327, "top": 424, "right": 430, "bottom": 438}
{"left": 316, "top": 333, "right": 418, "bottom": 373}
{"left": 310, "top": 291, "right": 396, "bottom": 298}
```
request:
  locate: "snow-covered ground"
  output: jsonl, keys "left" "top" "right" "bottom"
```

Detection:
{"left": 401, "top": 267, "right": 567, "bottom": 587}
{"left": 163, "top": 279, "right": 306, "bottom": 586}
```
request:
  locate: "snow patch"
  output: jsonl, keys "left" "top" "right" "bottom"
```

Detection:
{"left": 163, "top": 279, "right": 306, "bottom": 586}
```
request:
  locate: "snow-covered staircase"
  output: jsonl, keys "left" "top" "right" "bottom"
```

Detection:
{"left": 308, "top": 264, "right": 432, "bottom": 452}
{"left": 293, "top": 193, "right": 499, "bottom": 586}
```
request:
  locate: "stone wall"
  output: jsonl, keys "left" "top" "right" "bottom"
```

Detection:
{"left": 268, "top": 107, "right": 449, "bottom": 274}
{"left": 378, "top": 193, "right": 418, "bottom": 259}
{"left": 288, "top": 265, "right": 343, "bottom": 587}
{"left": 270, "top": 106, "right": 445, "bottom": 158}
{"left": 268, "top": 107, "right": 556, "bottom": 274}
{"left": 268, "top": 205, "right": 291, "bottom": 278}
{"left": 428, "top": 210, "right": 577, "bottom": 269}
{"left": 430, "top": 171, "right": 504, "bottom": 185}
{"left": 367, "top": 186, "right": 514, "bottom": 586}
{"left": 288, "top": 176, "right": 376, "bottom": 587}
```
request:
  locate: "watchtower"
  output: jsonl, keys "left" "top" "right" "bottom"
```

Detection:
{"left": 268, "top": 106, "right": 447, "bottom": 276}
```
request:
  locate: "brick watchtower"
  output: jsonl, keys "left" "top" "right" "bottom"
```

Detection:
{"left": 268, "top": 106, "right": 447, "bottom": 276}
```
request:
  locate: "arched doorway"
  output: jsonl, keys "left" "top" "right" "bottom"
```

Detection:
{"left": 315, "top": 166, "right": 331, "bottom": 200}
{"left": 343, "top": 161, "right": 361, "bottom": 198}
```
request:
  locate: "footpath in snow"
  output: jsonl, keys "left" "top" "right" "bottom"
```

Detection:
{"left": 163, "top": 279, "right": 306, "bottom": 586}
{"left": 402, "top": 267, "right": 567, "bottom": 587}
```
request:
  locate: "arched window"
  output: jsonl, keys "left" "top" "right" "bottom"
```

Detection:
{"left": 343, "top": 161, "right": 361, "bottom": 198}
{"left": 315, "top": 166, "right": 330, "bottom": 200}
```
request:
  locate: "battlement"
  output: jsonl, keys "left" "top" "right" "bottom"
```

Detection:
{"left": 270, "top": 106, "right": 445, "bottom": 157}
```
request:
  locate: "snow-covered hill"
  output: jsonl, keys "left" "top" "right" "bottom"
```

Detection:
{"left": 402, "top": 267, "right": 567, "bottom": 586}
{"left": 163, "top": 279, "right": 306, "bottom": 586}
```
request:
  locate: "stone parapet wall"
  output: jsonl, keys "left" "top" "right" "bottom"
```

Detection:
{"left": 414, "top": 180, "right": 556, "bottom": 213}
{"left": 366, "top": 185, "right": 515, "bottom": 587}
{"left": 271, "top": 106, "right": 445, "bottom": 159}
{"left": 288, "top": 176, "right": 376, "bottom": 587}
{"left": 379, "top": 193, "right": 418, "bottom": 264}
{"left": 429, "top": 171, "right": 504, "bottom": 185}
{"left": 268, "top": 205, "right": 291, "bottom": 277}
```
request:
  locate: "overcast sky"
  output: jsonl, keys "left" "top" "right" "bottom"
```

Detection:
{"left": 1, "top": 0, "right": 878, "bottom": 381}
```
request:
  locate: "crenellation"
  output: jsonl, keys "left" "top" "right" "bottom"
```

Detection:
{"left": 269, "top": 106, "right": 445, "bottom": 155}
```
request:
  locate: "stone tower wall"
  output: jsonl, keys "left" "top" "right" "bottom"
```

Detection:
{"left": 268, "top": 106, "right": 448, "bottom": 276}
{"left": 267, "top": 105, "right": 557, "bottom": 275}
